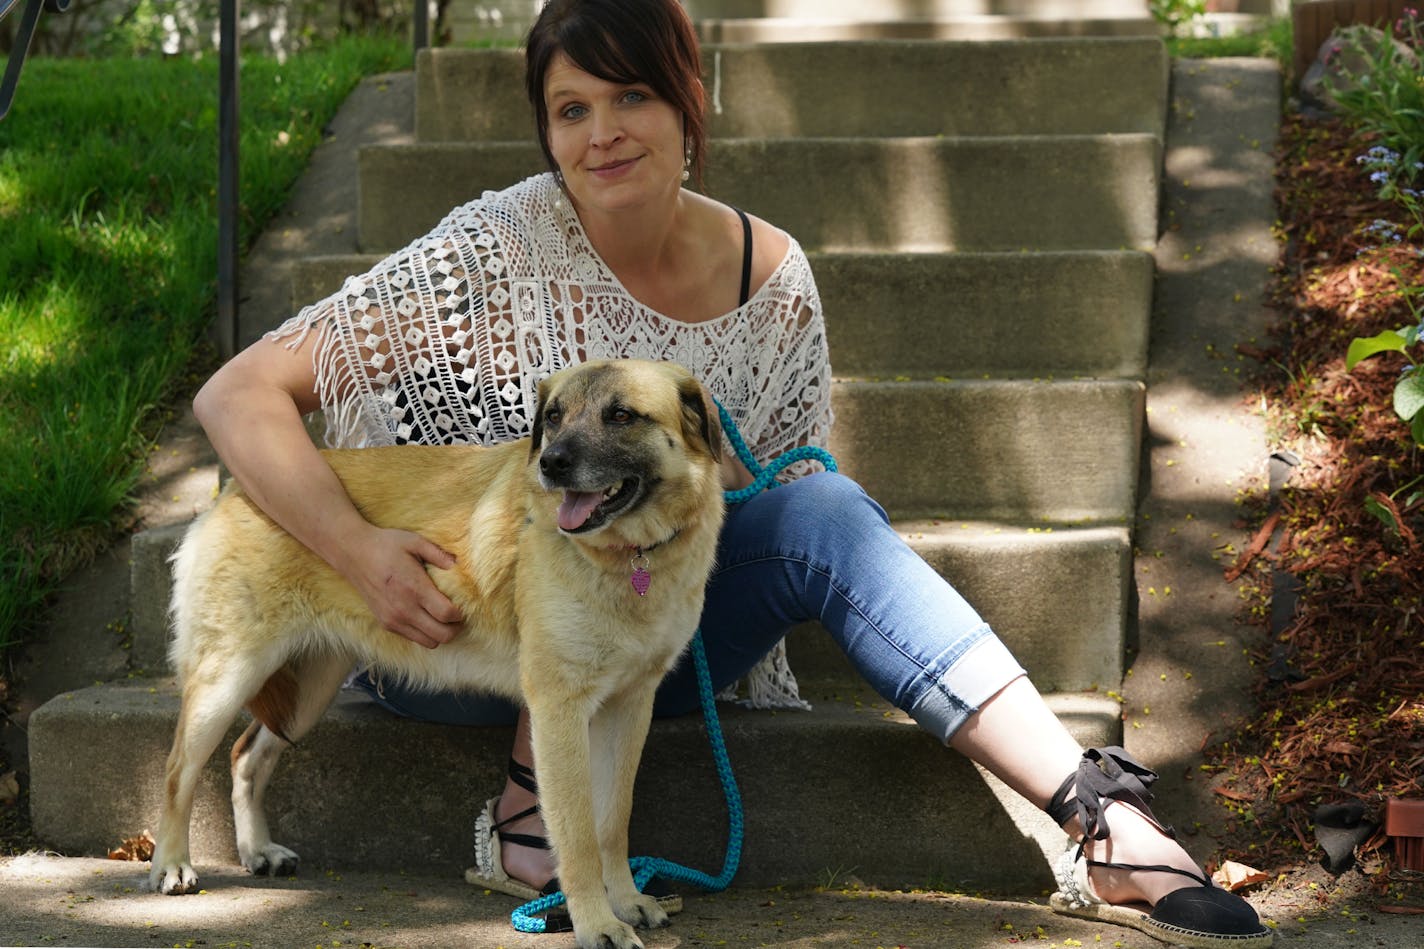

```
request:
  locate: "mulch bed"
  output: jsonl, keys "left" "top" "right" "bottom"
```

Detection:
{"left": 1202, "top": 113, "right": 1424, "bottom": 884}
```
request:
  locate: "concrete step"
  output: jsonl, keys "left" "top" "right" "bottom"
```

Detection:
{"left": 28, "top": 680, "right": 1118, "bottom": 890}
{"left": 126, "top": 518, "right": 1128, "bottom": 694}
{"left": 684, "top": 0, "right": 1157, "bottom": 43}
{"left": 694, "top": 15, "right": 1160, "bottom": 42}
{"left": 291, "top": 249, "right": 1154, "bottom": 380}
{"left": 684, "top": 0, "right": 1149, "bottom": 16}
{"left": 787, "top": 521, "right": 1131, "bottom": 695}
{"left": 439, "top": 0, "right": 1158, "bottom": 44}
{"left": 827, "top": 378, "right": 1143, "bottom": 521}
{"left": 415, "top": 38, "right": 1168, "bottom": 142}
{"left": 357, "top": 136, "right": 1162, "bottom": 254}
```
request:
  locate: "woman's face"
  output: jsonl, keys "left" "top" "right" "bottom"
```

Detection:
{"left": 543, "top": 52, "right": 686, "bottom": 216}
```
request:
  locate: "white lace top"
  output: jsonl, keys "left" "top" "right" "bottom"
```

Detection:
{"left": 271, "top": 172, "right": 833, "bottom": 708}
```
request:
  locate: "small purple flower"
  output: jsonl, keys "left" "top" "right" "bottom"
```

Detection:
{"left": 1365, "top": 218, "right": 1406, "bottom": 243}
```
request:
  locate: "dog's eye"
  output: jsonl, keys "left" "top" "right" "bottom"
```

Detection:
{"left": 544, "top": 408, "right": 562, "bottom": 427}
{"left": 608, "top": 407, "right": 635, "bottom": 425}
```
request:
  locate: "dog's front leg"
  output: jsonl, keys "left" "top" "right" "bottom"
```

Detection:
{"left": 590, "top": 684, "right": 666, "bottom": 931}
{"left": 527, "top": 695, "right": 644, "bottom": 949}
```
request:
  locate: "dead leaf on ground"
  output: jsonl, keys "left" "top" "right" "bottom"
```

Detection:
{"left": 107, "top": 829, "right": 155, "bottom": 862}
{"left": 1213, "top": 785, "right": 1254, "bottom": 802}
{"left": 1212, "top": 860, "right": 1270, "bottom": 891}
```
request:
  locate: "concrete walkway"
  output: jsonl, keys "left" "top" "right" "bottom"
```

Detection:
{"left": 3, "top": 59, "right": 1418, "bottom": 949}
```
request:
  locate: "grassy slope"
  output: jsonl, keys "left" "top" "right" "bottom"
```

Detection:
{"left": 0, "top": 35, "right": 410, "bottom": 652}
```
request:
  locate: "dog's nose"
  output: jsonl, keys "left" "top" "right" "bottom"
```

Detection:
{"left": 540, "top": 441, "right": 574, "bottom": 480}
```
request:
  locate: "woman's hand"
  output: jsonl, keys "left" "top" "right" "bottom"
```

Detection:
{"left": 339, "top": 526, "right": 464, "bottom": 649}
{"left": 194, "top": 333, "right": 463, "bottom": 650}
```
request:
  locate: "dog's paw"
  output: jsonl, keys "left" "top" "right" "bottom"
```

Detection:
{"left": 612, "top": 892, "right": 670, "bottom": 930}
{"left": 574, "top": 916, "right": 644, "bottom": 949}
{"left": 240, "top": 842, "right": 299, "bottom": 877}
{"left": 150, "top": 861, "right": 199, "bottom": 895}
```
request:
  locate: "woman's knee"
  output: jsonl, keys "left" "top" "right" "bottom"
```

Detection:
{"left": 763, "top": 472, "right": 892, "bottom": 542}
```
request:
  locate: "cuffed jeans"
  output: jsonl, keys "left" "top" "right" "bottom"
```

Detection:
{"left": 349, "top": 472, "right": 1025, "bottom": 744}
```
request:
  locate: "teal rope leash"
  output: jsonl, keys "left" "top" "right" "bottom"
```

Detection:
{"left": 508, "top": 633, "right": 737, "bottom": 934}
{"left": 509, "top": 400, "right": 834, "bottom": 934}
{"left": 718, "top": 400, "right": 837, "bottom": 503}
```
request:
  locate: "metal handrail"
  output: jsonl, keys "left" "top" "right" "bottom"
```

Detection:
{"left": 1, "top": 0, "right": 70, "bottom": 121}
{"left": 1, "top": 0, "right": 427, "bottom": 353}
{"left": 215, "top": 1, "right": 431, "bottom": 360}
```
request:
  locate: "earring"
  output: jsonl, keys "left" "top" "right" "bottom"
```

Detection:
{"left": 553, "top": 170, "right": 566, "bottom": 209}
{"left": 681, "top": 148, "right": 691, "bottom": 183}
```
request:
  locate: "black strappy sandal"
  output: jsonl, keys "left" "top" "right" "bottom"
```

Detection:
{"left": 1046, "top": 747, "right": 1274, "bottom": 947}
{"left": 465, "top": 758, "right": 683, "bottom": 915}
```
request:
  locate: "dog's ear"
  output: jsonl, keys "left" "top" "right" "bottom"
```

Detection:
{"left": 530, "top": 376, "right": 551, "bottom": 459}
{"left": 678, "top": 376, "right": 723, "bottom": 463}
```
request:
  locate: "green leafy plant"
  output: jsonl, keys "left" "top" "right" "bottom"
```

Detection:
{"left": 1362, "top": 474, "right": 1424, "bottom": 536}
{"left": 1346, "top": 323, "right": 1424, "bottom": 444}
{"left": 1336, "top": 12, "right": 1424, "bottom": 449}
{"left": 1325, "top": 13, "right": 1424, "bottom": 171}
{"left": 1149, "top": 0, "right": 1207, "bottom": 37}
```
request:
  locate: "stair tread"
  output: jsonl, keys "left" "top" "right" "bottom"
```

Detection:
{"left": 415, "top": 38, "right": 1167, "bottom": 141}
{"left": 28, "top": 678, "right": 1116, "bottom": 887}
{"left": 357, "top": 137, "right": 1162, "bottom": 254}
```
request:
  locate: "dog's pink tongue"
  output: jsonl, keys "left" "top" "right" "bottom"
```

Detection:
{"left": 558, "top": 490, "right": 603, "bottom": 531}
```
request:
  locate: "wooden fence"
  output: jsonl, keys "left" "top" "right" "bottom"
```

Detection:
{"left": 1293, "top": 0, "right": 1420, "bottom": 81}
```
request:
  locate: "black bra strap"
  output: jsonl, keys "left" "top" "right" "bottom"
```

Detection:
{"left": 735, "top": 206, "right": 752, "bottom": 307}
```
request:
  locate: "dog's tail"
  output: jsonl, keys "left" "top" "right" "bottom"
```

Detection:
{"left": 167, "top": 516, "right": 209, "bottom": 682}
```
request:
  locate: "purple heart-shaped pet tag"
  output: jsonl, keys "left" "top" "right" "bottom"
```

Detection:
{"left": 630, "top": 566, "right": 651, "bottom": 597}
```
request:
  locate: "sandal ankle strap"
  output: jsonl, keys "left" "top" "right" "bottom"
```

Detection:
{"left": 492, "top": 757, "right": 550, "bottom": 851}
{"left": 507, "top": 756, "right": 538, "bottom": 794}
{"left": 1082, "top": 855, "right": 1209, "bottom": 889}
{"left": 1047, "top": 746, "right": 1175, "bottom": 842}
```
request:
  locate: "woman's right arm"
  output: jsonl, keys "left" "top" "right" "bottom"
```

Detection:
{"left": 192, "top": 331, "right": 463, "bottom": 648}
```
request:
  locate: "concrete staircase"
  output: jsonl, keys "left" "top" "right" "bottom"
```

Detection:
{"left": 28, "top": 13, "right": 1169, "bottom": 894}
{"left": 447, "top": 1, "right": 1161, "bottom": 44}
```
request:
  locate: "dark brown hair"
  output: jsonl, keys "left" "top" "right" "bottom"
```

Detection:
{"left": 525, "top": 0, "right": 707, "bottom": 188}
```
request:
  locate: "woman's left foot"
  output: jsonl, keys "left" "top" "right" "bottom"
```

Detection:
{"left": 1047, "top": 747, "right": 1274, "bottom": 947}
{"left": 1077, "top": 799, "right": 1208, "bottom": 906}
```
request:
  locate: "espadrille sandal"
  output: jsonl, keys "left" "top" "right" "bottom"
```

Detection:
{"left": 1046, "top": 748, "right": 1273, "bottom": 947}
{"left": 464, "top": 758, "right": 683, "bottom": 915}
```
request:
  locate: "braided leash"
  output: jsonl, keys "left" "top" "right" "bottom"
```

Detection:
{"left": 509, "top": 402, "right": 836, "bottom": 934}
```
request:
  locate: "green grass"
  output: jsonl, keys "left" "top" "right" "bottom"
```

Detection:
{"left": 0, "top": 34, "right": 411, "bottom": 653}
{"left": 1165, "top": 16, "right": 1294, "bottom": 66}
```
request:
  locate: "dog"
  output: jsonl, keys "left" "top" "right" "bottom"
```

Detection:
{"left": 150, "top": 358, "right": 727, "bottom": 949}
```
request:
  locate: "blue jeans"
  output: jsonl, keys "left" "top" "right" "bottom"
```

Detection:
{"left": 349, "top": 472, "right": 1025, "bottom": 744}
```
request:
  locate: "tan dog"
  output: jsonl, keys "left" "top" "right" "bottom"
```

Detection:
{"left": 150, "top": 358, "right": 726, "bottom": 949}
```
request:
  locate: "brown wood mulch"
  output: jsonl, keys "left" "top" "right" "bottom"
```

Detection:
{"left": 1203, "top": 113, "right": 1424, "bottom": 878}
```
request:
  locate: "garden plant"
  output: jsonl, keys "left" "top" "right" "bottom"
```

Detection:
{"left": 1201, "top": 10, "right": 1424, "bottom": 894}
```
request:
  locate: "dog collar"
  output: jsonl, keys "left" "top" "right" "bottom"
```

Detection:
{"left": 629, "top": 551, "right": 652, "bottom": 597}
{"left": 623, "top": 529, "right": 681, "bottom": 597}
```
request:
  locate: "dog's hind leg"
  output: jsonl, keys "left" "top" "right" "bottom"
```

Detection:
{"left": 151, "top": 660, "right": 262, "bottom": 895}
{"left": 231, "top": 650, "right": 350, "bottom": 878}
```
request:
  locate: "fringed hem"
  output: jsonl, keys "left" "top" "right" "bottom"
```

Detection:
{"left": 719, "top": 638, "right": 812, "bottom": 711}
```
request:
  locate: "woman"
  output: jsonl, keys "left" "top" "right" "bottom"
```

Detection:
{"left": 193, "top": 1, "right": 1271, "bottom": 944}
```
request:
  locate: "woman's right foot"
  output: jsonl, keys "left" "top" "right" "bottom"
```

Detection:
{"left": 492, "top": 784, "right": 557, "bottom": 890}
